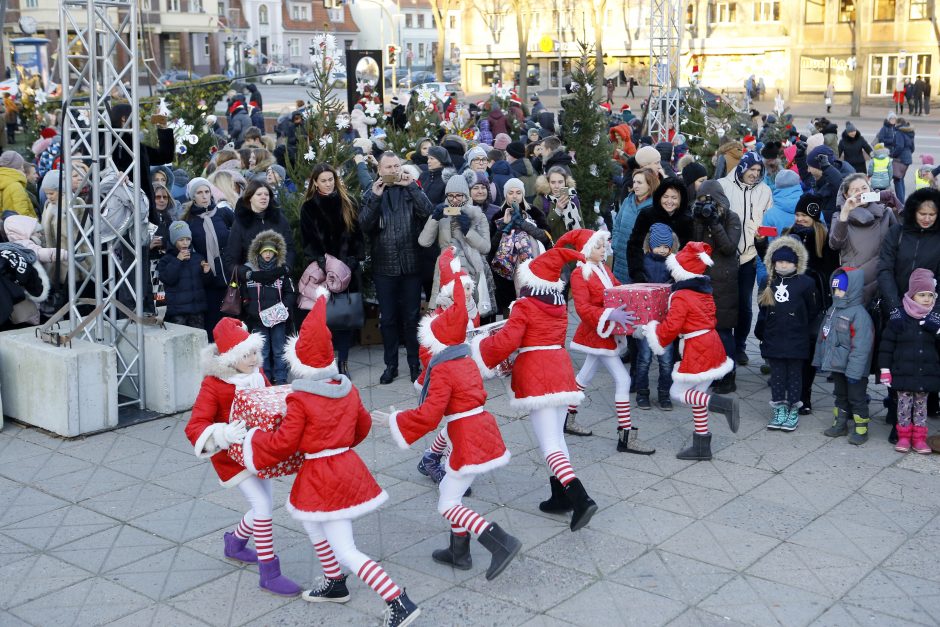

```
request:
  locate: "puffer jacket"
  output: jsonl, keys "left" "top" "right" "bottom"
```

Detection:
{"left": 509, "top": 157, "right": 538, "bottom": 201}
{"left": 487, "top": 107, "right": 510, "bottom": 136}
{"left": 241, "top": 230, "right": 296, "bottom": 321}
{"left": 763, "top": 184, "right": 801, "bottom": 237}
{"left": 756, "top": 237, "right": 820, "bottom": 360}
{"left": 418, "top": 166, "right": 453, "bottom": 206}
{"left": 829, "top": 201, "right": 897, "bottom": 304}
{"left": 157, "top": 247, "right": 212, "bottom": 316}
{"left": 691, "top": 181, "right": 741, "bottom": 329}
{"left": 877, "top": 188, "right": 940, "bottom": 310}
{"left": 1, "top": 215, "right": 66, "bottom": 264}
{"left": 878, "top": 314, "right": 940, "bottom": 393}
{"left": 813, "top": 267, "right": 875, "bottom": 379}
{"left": 838, "top": 131, "right": 873, "bottom": 174}
{"left": 627, "top": 180, "right": 694, "bottom": 283}
{"left": 0, "top": 167, "right": 35, "bottom": 218}
{"left": 359, "top": 182, "right": 434, "bottom": 276}
{"left": 224, "top": 199, "right": 295, "bottom": 280}
{"left": 611, "top": 193, "right": 651, "bottom": 283}
{"left": 892, "top": 124, "right": 915, "bottom": 166}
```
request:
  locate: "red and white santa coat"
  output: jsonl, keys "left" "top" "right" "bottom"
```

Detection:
{"left": 569, "top": 262, "right": 623, "bottom": 356}
{"left": 390, "top": 357, "right": 509, "bottom": 476}
{"left": 242, "top": 378, "right": 388, "bottom": 521}
{"left": 414, "top": 304, "right": 480, "bottom": 392}
{"left": 470, "top": 297, "right": 583, "bottom": 410}
{"left": 646, "top": 287, "right": 734, "bottom": 383}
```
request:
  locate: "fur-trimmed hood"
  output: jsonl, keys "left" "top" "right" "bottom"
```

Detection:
{"left": 246, "top": 229, "right": 288, "bottom": 270}
{"left": 763, "top": 236, "right": 808, "bottom": 278}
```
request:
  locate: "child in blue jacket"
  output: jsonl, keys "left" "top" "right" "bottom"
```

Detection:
{"left": 157, "top": 221, "right": 212, "bottom": 329}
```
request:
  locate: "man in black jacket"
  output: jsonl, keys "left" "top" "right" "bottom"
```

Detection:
{"left": 359, "top": 152, "right": 434, "bottom": 383}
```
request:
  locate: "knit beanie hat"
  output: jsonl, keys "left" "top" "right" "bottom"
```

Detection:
{"left": 466, "top": 146, "right": 488, "bottom": 163}
{"left": 169, "top": 220, "right": 192, "bottom": 246}
{"left": 444, "top": 172, "right": 470, "bottom": 196}
{"left": 845, "top": 121, "right": 857, "bottom": 133}
{"left": 775, "top": 169, "right": 800, "bottom": 188}
{"left": 735, "top": 151, "right": 764, "bottom": 181}
{"left": 807, "top": 145, "right": 835, "bottom": 169}
{"left": 40, "top": 169, "right": 61, "bottom": 191}
{"left": 493, "top": 133, "right": 512, "bottom": 151}
{"left": 887, "top": 111, "right": 898, "bottom": 121}
{"left": 503, "top": 178, "right": 525, "bottom": 198}
{"left": 187, "top": 176, "right": 211, "bottom": 200}
{"left": 648, "top": 223, "right": 674, "bottom": 250}
{"left": 268, "top": 164, "right": 286, "bottom": 182}
{"left": 831, "top": 271, "right": 849, "bottom": 292}
{"left": 681, "top": 161, "right": 707, "bottom": 187}
{"left": 506, "top": 141, "right": 526, "bottom": 159}
{"left": 771, "top": 246, "right": 798, "bottom": 265}
{"left": 907, "top": 268, "right": 937, "bottom": 298}
{"left": 635, "top": 145, "right": 662, "bottom": 168}
{"left": 428, "top": 145, "right": 451, "bottom": 166}
{"left": 0, "top": 150, "right": 25, "bottom": 171}
{"left": 795, "top": 193, "right": 823, "bottom": 221}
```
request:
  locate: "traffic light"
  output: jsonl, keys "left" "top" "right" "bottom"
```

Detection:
{"left": 386, "top": 45, "right": 397, "bottom": 66}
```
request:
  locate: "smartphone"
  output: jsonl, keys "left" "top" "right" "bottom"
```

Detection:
{"left": 381, "top": 173, "right": 399, "bottom": 185}
{"left": 860, "top": 191, "right": 881, "bottom": 203}
{"left": 757, "top": 226, "right": 778, "bottom": 237}
{"left": 443, "top": 205, "right": 461, "bottom": 216}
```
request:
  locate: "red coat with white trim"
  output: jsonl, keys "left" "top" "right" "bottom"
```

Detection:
{"left": 243, "top": 377, "right": 387, "bottom": 521}
{"left": 391, "top": 356, "right": 509, "bottom": 476}
{"left": 415, "top": 305, "right": 480, "bottom": 391}
{"left": 646, "top": 280, "right": 734, "bottom": 383}
{"left": 569, "top": 262, "right": 622, "bottom": 356}
{"left": 471, "top": 297, "right": 583, "bottom": 410}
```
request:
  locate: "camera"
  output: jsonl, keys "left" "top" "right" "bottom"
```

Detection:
{"left": 566, "top": 187, "right": 578, "bottom": 197}
{"left": 693, "top": 195, "right": 717, "bottom": 220}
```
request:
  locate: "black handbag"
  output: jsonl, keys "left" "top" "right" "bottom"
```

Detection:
{"left": 326, "top": 291, "right": 364, "bottom": 330}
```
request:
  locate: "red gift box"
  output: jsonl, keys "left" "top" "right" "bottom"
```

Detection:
{"left": 603, "top": 283, "right": 671, "bottom": 335}
{"left": 228, "top": 385, "right": 303, "bottom": 479}
{"left": 466, "top": 321, "right": 514, "bottom": 377}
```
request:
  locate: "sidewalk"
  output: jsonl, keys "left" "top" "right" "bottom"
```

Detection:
{"left": 1, "top": 312, "right": 939, "bottom": 626}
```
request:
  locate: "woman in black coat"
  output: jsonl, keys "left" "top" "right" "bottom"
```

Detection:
{"left": 299, "top": 163, "right": 365, "bottom": 375}
{"left": 183, "top": 178, "right": 235, "bottom": 333}
{"left": 837, "top": 124, "right": 873, "bottom": 174}
{"left": 223, "top": 180, "right": 296, "bottom": 280}
{"left": 877, "top": 187, "right": 940, "bottom": 315}
{"left": 627, "top": 177, "right": 694, "bottom": 283}
{"left": 417, "top": 146, "right": 453, "bottom": 206}
{"left": 691, "top": 180, "right": 741, "bottom": 392}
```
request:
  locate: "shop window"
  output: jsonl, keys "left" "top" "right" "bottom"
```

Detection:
{"left": 867, "top": 53, "right": 932, "bottom": 96}
{"left": 873, "top": 0, "right": 895, "bottom": 20}
{"left": 805, "top": 0, "right": 825, "bottom": 23}
{"left": 709, "top": 1, "right": 737, "bottom": 23}
{"left": 754, "top": 1, "right": 779, "bottom": 21}
{"left": 838, "top": 0, "right": 855, "bottom": 22}
{"left": 910, "top": 0, "right": 929, "bottom": 19}
{"left": 685, "top": 4, "right": 696, "bottom": 26}
{"left": 799, "top": 55, "right": 853, "bottom": 92}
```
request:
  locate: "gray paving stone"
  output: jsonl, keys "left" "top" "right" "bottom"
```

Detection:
{"left": 826, "top": 490, "right": 938, "bottom": 536}
{"left": 699, "top": 575, "right": 830, "bottom": 626}
{"left": 657, "top": 521, "right": 780, "bottom": 571}
{"left": 107, "top": 546, "right": 236, "bottom": 601}
{"left": 841, "top": 568, "right": 940, "bottom": 625}
{"left": 463, "top": 555, "right": 595, "bottom": 613}
{"left": 527, "top": 527, "right": 645, "bottom": 576}
{"left": 609, "top": 550, "right": 736, "bottom": 605}
{"left": 665, "top": 607, "right": 753, "bottom": 627}
{"left": 80, "top": 481, "right": 191, "bottom": 520}
{"left": 744, "top": 541, "right": 871, "bottom": 598}
{"left": 0, "top": 609, "right": 32, "bottom": 627}
{"left": 0, "top": 553, "right": 91, "bottom": 609}
{"left": 669, "top": 458, "right": 774, "bottom": 495}
{"left": 705, "top": 494, "right": 819, "bottom": 540}
{"left": 420, "top": 586, "right": 537, "bottom": 626}
{"left": 0, "top": 485, "right": 69, "bottom": 527}
{"left": 240, "top": 597, "right": 373, "bottom": 626}
{"left": 50, "top": 523, "right": 174, "bottom": 573}
{"left": 8, "top": 577, "right": 150, "bottom": 626}
{"left": 809, "top": 603, "right": 913, "bottom": 627}
{"left": 167, "top": 569, "right": 296, "bottom": 627}
{"left": 31, "top": 464, "right": 140, "bottom": 503}
{"left": 630, "top": 478, "right": 738, "bottom": 519}
{"left": 786, "top": 515, "right": 907, "bottom": 564}
{"left": 0, "top": 532, "right": 36, "bottom": 562}
{"left": 0, "top": 504, "right": 117, "bottom": 551}
{"left": 106, "top": 604, "right": 212, "bottom": 627}
{"left": 131, "top": 498, "right": 238, "bottom": 543}
{"left": 547, "top": 579, "right": 686, "bottom": 626}
{"left": 589, "top": 501, "right": 695, "bottom": 546}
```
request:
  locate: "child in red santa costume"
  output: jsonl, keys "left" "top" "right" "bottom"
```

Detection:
{"left": 556, "top": 228, "right": 655, "bottom": 454}
{"left": 469, "top": 245, "right": 598, "bottom": 531}
{"left": 184, "top": 317, "right": 301, "bottom": 596}
{"left": 381, "top": 266, "right": 521, "bottom": 580}
{"left": 236, "top": 287, "right": 420, "bottom": 627}
{"left": 414, "top": 248, "right": 480, "bottom": 486}
{"left": 633, "top": 242, "right": 741, "bottom": 460}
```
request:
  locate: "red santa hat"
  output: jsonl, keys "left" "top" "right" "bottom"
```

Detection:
{"left": 555, "top": 229, "right": 610, "bottom": 278}
{"left": 743, "top": 134, "right": 757, "bottom": 148}
{"left": 599, "top": 102, "right": 612, "bottom": 113}
{"left": 509, "top": 90, "right": 522, "bottom": 105}
{"left": 666, "top": 241, "right": 714, "bottom": 281}
{"left": 40, "top": 127, "right": 58, "bottom": 139}
{"left": 620, "top": 104, "right": 631, "bottom": 112}
{"left": 516, "top": 246, "right": 586, "bottom": 293}
{"left": 211, "top": 317, "right": 265, "bottom": 368}
{"left": 418, "top": 271, "right": 469, "bottom": 355}
{"left": 284, "top": 285, "right": 339, "bottom": 379}
{"left": 437, "top": 246, "right": 473, "bottom": 300}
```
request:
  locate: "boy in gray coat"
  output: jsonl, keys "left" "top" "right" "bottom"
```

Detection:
{"left": 813, "top": 267, "right": 875, "bottom": 444}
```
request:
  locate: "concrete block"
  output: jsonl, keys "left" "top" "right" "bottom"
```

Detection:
{"left": 0, "top": 327, "right": 118, "bottom": 437}
{"left": 140, "top": 322, "right": 208, "bottom": 414}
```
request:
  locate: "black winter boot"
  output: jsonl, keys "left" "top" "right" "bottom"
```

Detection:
{"left": 477, "top": 523, "right": 522, "bottom": 580}
{"left": 432, "top": 532, "right": 472, "bottom": 570}
{"left": 823, "top": 408, "right": 849, "bottom": 437}
{"left": 636, "top": 389, "right": 652, "bottom": 409}
{"left": 539, "top": 476, "right": 573, "bottom": 513}
{"left": 676, "top": 432, "right": 713, "bottom": 460}
{"left": 564, "top": 478, "right": 598, "bottom": 532}
{"left": 708, "top": 394, "right": 740, "bottom": 433}
{"left": 712, "top": 371, "right": 736, "bottom": 394}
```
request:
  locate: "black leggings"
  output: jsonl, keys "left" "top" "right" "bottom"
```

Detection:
{"left": 768, "top": 358, "right": 803, "bottom": 405}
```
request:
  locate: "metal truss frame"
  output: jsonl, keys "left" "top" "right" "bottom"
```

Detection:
{"left": 59, "top": 0, "right": 145, "bottom": 408}
{"left": 647, "top": 0, "right": 684, "bottom": 142}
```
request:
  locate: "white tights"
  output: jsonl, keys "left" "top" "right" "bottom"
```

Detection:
{"left": 301, "top": 519, "right": 370, "bottom": 574}
{"left": 236, "top": 475, "right": 274, "bottom": 523}
{"left": 530, "top": 406, "right": 569, "bottom": 459}
{"left": 575, "top": 354, "right": 631, "bottom": 397}
{"left": 437, "top": 472, "right": 476, "bottom": 514}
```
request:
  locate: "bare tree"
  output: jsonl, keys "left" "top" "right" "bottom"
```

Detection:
{"left": 509, "top": 0, "right": 534, "bottom": 102}
{"left": 429, "top": 0, "right": 456, "bottom": 80}
{"left": 591, "top": 0, "right": 608, "bottom": 94}
{"left": 472, "top": 0, "right": 509, "bottom": 44}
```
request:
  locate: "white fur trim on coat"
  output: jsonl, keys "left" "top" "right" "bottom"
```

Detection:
{"left": 215, "top": 333, "right": 266, "bottom": 369}
{"left": 417, "top": 314, "right": 448, "bottom": 355}
{"left": 284, "top": 490, "right": 389, "bottom": 522}
{"left": 645, "top": 320, "right": 667, "bottom": 355}
{"left": 569, "top": 341, "right": 621, "bottom": 357}
{"left": 284, "top": 334, "right": 339, "bottom": 380}
{"left": 597, "top": 307, "right": 617, "bottom": 339}
{"left": 445, "top": 449, "right": 511, "bottom": 478}
{"left": 469, "top": 333, "right": 498, "bottom": 379}
{"left": 438, "top": 275, "right": 473, "bottom": 300}
{"left": 218, "top": 469, "right": 253, "bottom": 488}
{"left": 665, "top": 253, "right": 704, "bottom": 282}
{"left": 387, "top": 410, "right": 409, "bottom": 449}
{"left": 671, "top": 357, "right": 734, "bottom": 383}
{"left": 509, "top": 389, "right": 584, "bottom": 410}
{"left": 242, "top": 427, "right": 260, "bottom": 474}
{"left": 24, "top": 262, "right": 50, "bottom": 303}
{"left": 193, "top": 423, "right": 223, "bottom": 459}
{"left": 515, "top": 258, "right": 565, "bottom": 293}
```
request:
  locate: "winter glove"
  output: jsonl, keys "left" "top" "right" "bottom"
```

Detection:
{"left": 846, "top": 377, "right": 862, "bottom": 385}
{"left": 816, "top": 153, "right": 830, "bottom": 169}
{"left": 456, "top": 213, "right": 471, "bottom": 234}
{"left": 920, "top": 310, "right": 940, "bottom": 335}
{"left": 607, "top": 305, "right": 637, "bottom": 327}
{"left": 248, "top": 268, "right": 280, "bottom": 284}
{"left": 889, "top": 307, "right": 903, "bottom": 324}
{"left": 794, "top": 141, "right": 807, "bottom": 158}
{"left": 224, "top": 420, "right": 247, "bottom": 445}
{"left": 431, "top": 205, "right": 445, "bottom": 221}
{"left": 708, "top": 210, "right": 722, "bottom": 225}
{"left": 879, "top": 369, "right": 892, "bottom": 387}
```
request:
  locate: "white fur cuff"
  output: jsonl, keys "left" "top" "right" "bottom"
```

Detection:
{"left": 388, "top": 410, "right": 410, "bottom": 449}
{"left": 469, "top": 333, "right": 498, "bottom": 379}
{"left": 242, "top": 427, "right": 261, "bottom": 474}
{"left": 597, "top": 308, "right": 618, "bottom": 339}
{"left": 645, "top": 320, "right": 666, "bottom": 356}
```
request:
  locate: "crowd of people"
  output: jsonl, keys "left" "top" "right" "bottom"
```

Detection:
{"left": 1, "top": 82, "right": 940, "bottom": 625}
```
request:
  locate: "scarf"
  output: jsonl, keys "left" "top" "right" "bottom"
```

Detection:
{"left": 192, "top": 204, "right": 221, "bottom": 276}
{"left": 418, "top": 344, "right": 470, "bottom": 404}
{"left": 224, "top": 369, "right": 266, "bottom": 390}
{"left": 776, "top": 266, "right": 796, "bottom": 277}
{"left": 259, "top": 257, "right": 277, "bottom": 271}
{"left": 903, "top": 293, "right": 932, "bottom": 320}
{"left": 520, "top": 286, "right": 566, "bottom": 305}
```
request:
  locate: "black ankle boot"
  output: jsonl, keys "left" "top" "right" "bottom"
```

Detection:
{"left": 477, "top": 523, "right": 522, "bottom": 580}
{"left": 564, "top": 478, "right": 597, "bottom": 532}
{"left": 708, "top": 394, "right": 740, "bottom": 433}
{"left": 676, "top": 432, "right": 713, "bottom": 460}
{"left": 337, "top": 361, "right": 349, "bottom": 377}
{"left": 538, "top": 476, "right": 572, "bottom": 513}
{"left": 432, "top": 532, "right": 472, "bottom": 570}
{"left": 379, "top": 366, "right": 398, "bottom": 384}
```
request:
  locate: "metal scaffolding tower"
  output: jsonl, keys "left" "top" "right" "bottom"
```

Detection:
{"left": 58, "top": 0, "right": 146, "bottom": 408}
{"left": 647, "top": 0, "right": 684, "bottom": 142}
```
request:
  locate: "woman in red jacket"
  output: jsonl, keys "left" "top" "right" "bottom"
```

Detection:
{"left": 558, "top": 229, "right": 653, "bottom": 454}
{"left": 237, "top": 288, "right": 420, "bottom": 627}
{"left": 184, "top": 317, "right": 301, "bottom": 596}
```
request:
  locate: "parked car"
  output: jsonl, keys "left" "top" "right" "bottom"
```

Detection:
{"left": 262, "top": 67, "right": 303, "bottom": 85}
{"left": 420, "top": 82, "right": 465, "bottom": 102}
{"left": 156, "top": 70, "right": 201, "bottom": 91}
{"left": 305, "top": 70, "right": 346, "bottom": 88}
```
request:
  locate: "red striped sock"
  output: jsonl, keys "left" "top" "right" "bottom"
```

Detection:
{"left": 442, "top": 505, "right": 489, "bottom": 536}
{"left": 546, "top": 451, "right": 576, "bottom": 486}
{"left": 616, "top": 397, "right": 632, "bottom": 430}
{"left": 429, "top": 430, "right": 448, "bottom": 455}
{"left": 684, "top": 389, "right": 710, "bottom": 407}
{"left": 692, "top": 405, "right": 709, "bottom": 434}
{"left": 313, "top": 540, "right": 342, "bottom": 580}
{"left": 234, "top": 514, "right": 253, "bottom": 540}
{"left": 450, "top": 525, "right": 469, "bottom": 537}
{"left": 253, "top": 518, "right": 274, "bottom": 562}
{"left": 568, "top": 382, "right": 587, "bottom": 414}
{"left": 357, "top": 560, "right": 401, "bottom": 602}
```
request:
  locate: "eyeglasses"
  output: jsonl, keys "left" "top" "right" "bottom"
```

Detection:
{"left": 471, "top": 158, "right": 488, "bottom": 164}
{"left": 446, "top": 193, "right": 466, "bottom": 200}
{"left": 154, "top": 195, "right": 169, "bottom": 200}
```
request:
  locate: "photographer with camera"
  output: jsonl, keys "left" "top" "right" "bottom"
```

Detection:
{"left": 626, "top": 178, "right": 694, "bottom": 283}
{"left": 535, "top": 166, "right": 584, "bottom": 243}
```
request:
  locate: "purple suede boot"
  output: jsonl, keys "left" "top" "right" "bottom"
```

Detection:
{"left": 223, "top": 532, "right": 258, "bottom": 564}
{"left": 258, "top": 556, "right": 302, "bottom": 596}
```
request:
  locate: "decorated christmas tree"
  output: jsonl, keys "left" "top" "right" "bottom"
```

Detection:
{"left": 381, "top": 85, "right": 442, "bottom": 155}
{"left": 680, "top": 80, "right": 750, "bottom": 177}
{"left": 559, "top": 44, "right": 613, "bottom": 227}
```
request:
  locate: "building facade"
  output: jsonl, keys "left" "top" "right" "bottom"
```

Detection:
{"left": 348, "top": 0, "right": 460, "bottom": 72}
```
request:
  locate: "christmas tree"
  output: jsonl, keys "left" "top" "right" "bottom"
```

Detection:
{"left": 680, "top": 80, "right": 751, "bottom": 177}
{"left": 559, "top": 44, "right": 613, "bottom": 228}
{"left": 381, "top": 85, "right": 442, "bottom": 155}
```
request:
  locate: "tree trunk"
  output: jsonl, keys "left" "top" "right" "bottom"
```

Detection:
{"left": 593, "top": 0, "right": 607, "bottom": 96}
{"left": 430, "top": 0, "right": 451, "bottom": 81}
{"left": 513, "top": 0, "right": 530, "bottom": 103}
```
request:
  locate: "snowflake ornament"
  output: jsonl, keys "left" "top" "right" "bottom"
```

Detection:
{"left": 416, "top": 85, "right": 435, "bottom": 106}
{"left": 318, "top": 135, "right": 333, "bottom": 148}
{"left": 76, "top": 108, "right": 90, "bottom": 126}
{"left": 335, "top": 114, "right": 350, "bottom": 130}
{"left": 304, "top": 146, "right": 317, "bottom": 162}
{"left": 34, "top": 89, "right": 47, "bottom": 106}
{"left": 356, "top": 79, "right": 371, "bottom": 95}
{"left": 157, "top": 97, "right": 171, "bottom": 117}
{"left": 364, "top": 101, "right": 382, "bottom": 117}
{"left": 590, "top": 163, "right": 598, "bottom": 176}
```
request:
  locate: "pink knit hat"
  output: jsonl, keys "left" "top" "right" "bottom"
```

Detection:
{"left": 493, "top": 133, "right": 512, "bottom": 151}
{"left": 907, "top": 268, "right": 937, "bottom": 297}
